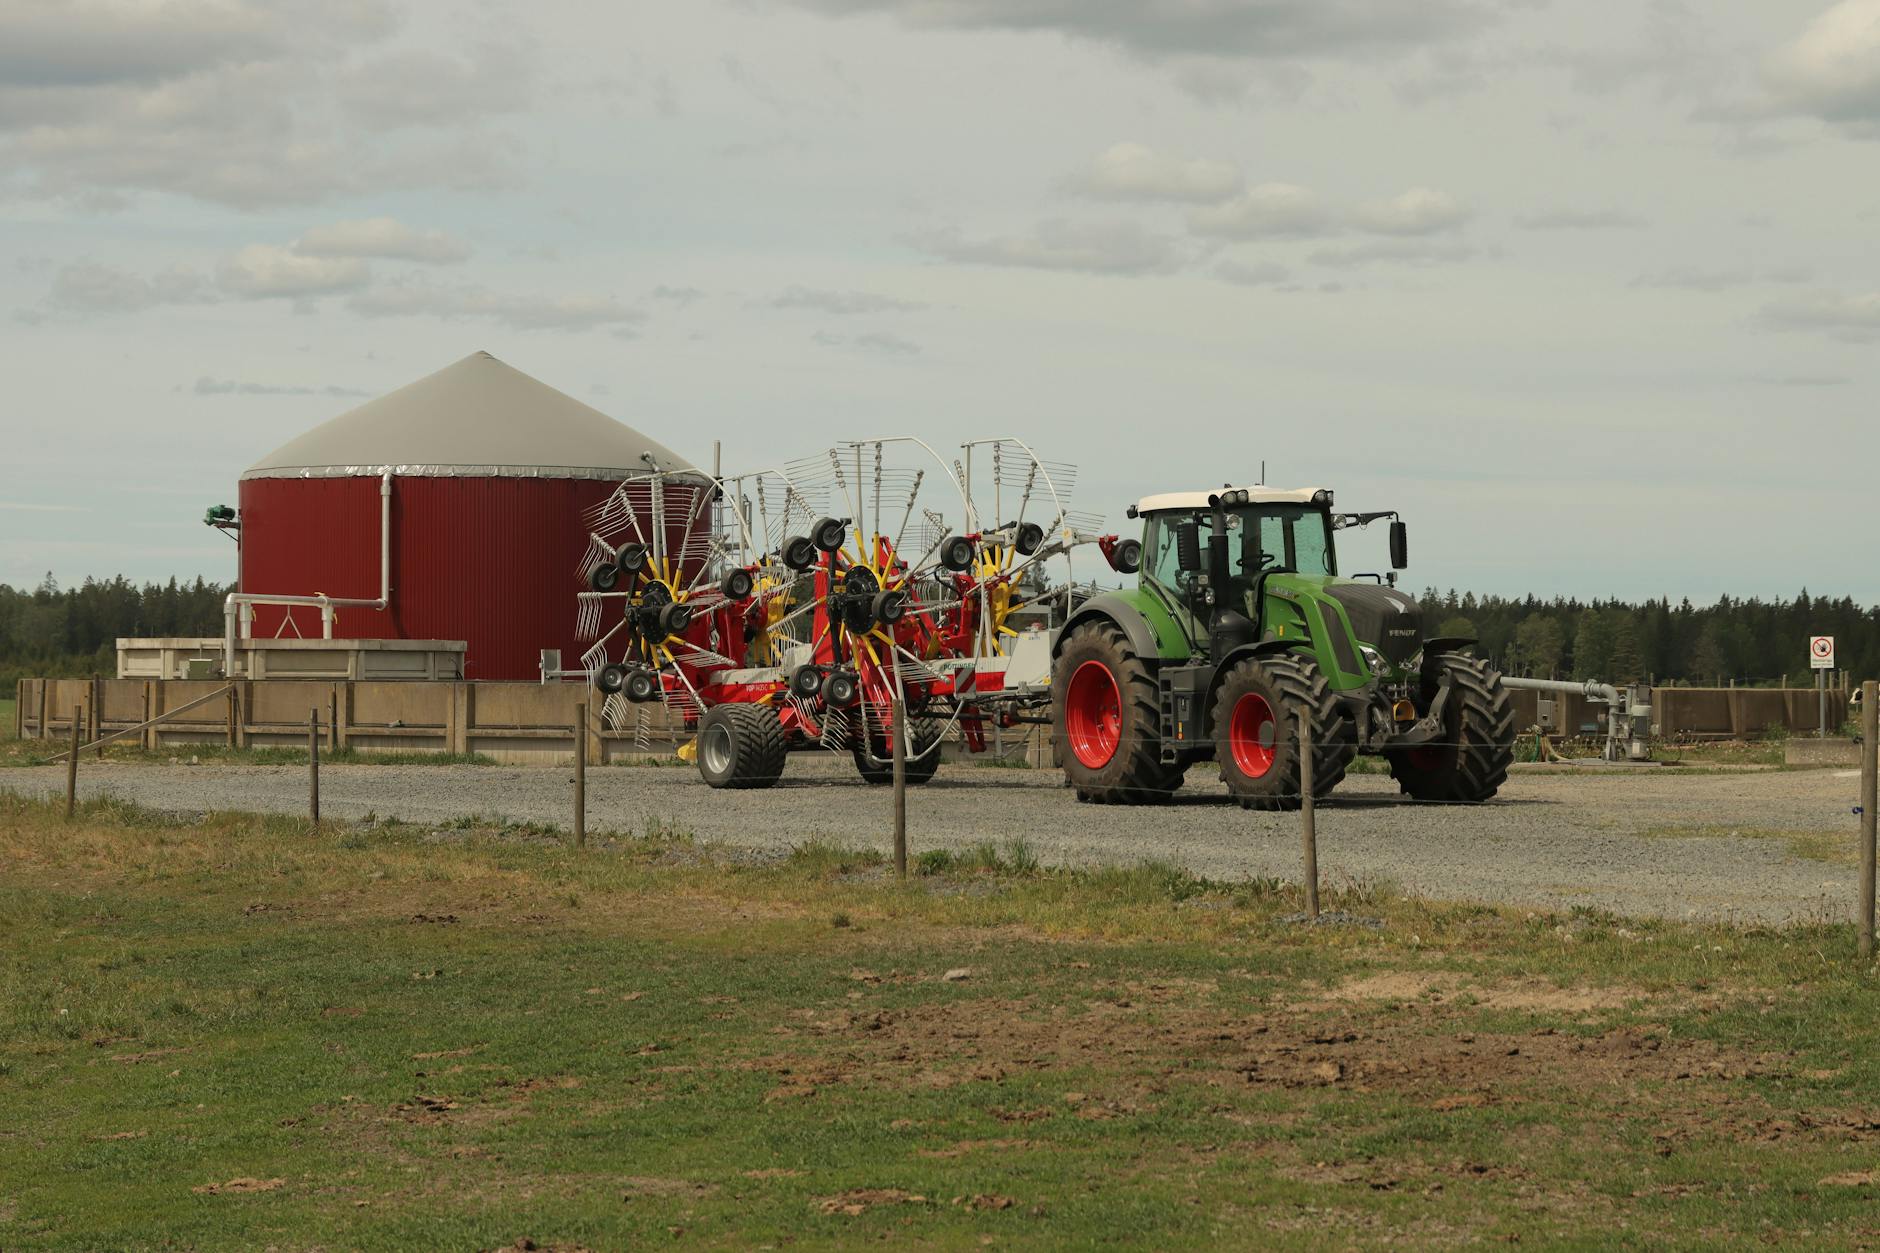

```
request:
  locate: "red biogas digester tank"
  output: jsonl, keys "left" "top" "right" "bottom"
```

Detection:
{"left": 237, "top": 351, "right": 703, "bottom": 680}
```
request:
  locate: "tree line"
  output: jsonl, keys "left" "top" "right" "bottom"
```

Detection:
{"left": 1417, "top": 589, "right": 1879, "bottom": 687}
{"left": 0, "top": 575, "right": 229, "bottom": 688}
{"left": 2, "top": 575, "right": 1876, "bottom": 691}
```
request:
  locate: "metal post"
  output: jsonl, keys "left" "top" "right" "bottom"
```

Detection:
{"left": 91, "top": 676, "right": 103, "bottom": 760}
{"left": 892, "top": 695, "right": 908, "bottom": 879}
{"left": 1299, "top": 708, "right": 1319, "bottom": 919}
{"left": 38, "top": 680, "right": 49, "bottom": 741}
{"left": 226, "top": 685, "right": 237, "bottom": 747}
{"left": 1860, "top": 680, "right": 1877, "bottom": 961}
{"left": 1820, "top": 669, "right": 1828, "bottom": 739}
{"left": 329, "top": 690, "right": 339, "bottom": 754}
{"left": 65, "top": 703, "right": 82, "bottom": 821}
{"left": 308, "top": 708, "right": 320, "bottom": 826}
{"left": 573, "top": 701, "right": 587, "bottom": 849}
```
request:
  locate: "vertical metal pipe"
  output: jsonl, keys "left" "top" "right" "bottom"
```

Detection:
{"left": 65, "top": 703, "right": 82, "bottom": 821}
{"left": 574, "top": 701, "right": 587, "bottom": 849}
{"left": 308, "top": 708, "right": 320, "bottom": 827}
{"left": 1860, "top": 680, "right": 1876, "bottom": 961}
{"left": 1299, "top": 708, "right": 1318, "bottom": 919}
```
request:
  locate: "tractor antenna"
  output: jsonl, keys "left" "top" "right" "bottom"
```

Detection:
{"left": 1259, "top": 460, "right": 1265, "bottom": 485}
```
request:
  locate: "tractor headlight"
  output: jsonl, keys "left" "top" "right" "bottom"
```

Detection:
{"left": 1359, "top": 643, "right": 1388, "bottom": 676}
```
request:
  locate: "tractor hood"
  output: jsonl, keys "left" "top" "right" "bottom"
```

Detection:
{"left": 1322, "top": 582, "right": 1423, "bottom": 667}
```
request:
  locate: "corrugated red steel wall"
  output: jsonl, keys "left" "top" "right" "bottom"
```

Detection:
{"left": 239, "top": 475, "right": 626, "bottom": 680}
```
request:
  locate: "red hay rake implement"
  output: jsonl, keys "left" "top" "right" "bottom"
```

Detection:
{"left": 567, "top": 437, "right": 1124, "bottom": 788}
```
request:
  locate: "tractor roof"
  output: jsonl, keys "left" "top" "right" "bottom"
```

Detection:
{"left": 1133, "top": 486, "right": 1329, "bottom": 514}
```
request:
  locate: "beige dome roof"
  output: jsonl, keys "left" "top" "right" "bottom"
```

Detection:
{"left": 243, "top": 351, "right": 697, "bottom": 480}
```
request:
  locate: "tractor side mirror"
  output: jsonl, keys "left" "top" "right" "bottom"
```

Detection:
{"left": 1176, "top": 521, "right": 1202, "bottom": 572}
{"left": 1388, "top": 520, "right": 1408, "bottom": 570}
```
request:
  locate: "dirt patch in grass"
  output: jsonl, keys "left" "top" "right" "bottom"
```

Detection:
{"left": 744, "top": 993, "right": 1795, "bottom": 1119}
{"left": 1319, "top": 970, "right": 1645, "bottom": 1013}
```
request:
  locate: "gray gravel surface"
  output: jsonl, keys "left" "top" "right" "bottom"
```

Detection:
{"left": 5, "top": 758, "right": 1865, "bottom": 925}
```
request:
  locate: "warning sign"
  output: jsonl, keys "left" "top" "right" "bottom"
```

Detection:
{"left": 1810, "top": 635, "right": 1835, "bottom": 670}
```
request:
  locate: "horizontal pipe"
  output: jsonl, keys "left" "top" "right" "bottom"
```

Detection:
{"left": 1501, "top": 676, "right": 1623, "bottom": 706}
{"left": 224, "top": 469, "right": 394, "bottom": 676}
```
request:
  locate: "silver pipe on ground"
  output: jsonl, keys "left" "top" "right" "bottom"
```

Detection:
{"left": 1501, "top": 676, "right": 1648, "bottom": 762}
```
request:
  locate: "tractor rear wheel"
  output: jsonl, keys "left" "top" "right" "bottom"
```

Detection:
{"left": 852, "top": 717, "right": 942, "bottom": 786}
{"left": 1211, "top": 653, "right": 1353, "bottom": 810}
{"left": 696, "top": 704, "right": 787, "bottom": 789}
{"left": 1385, "top": 652, "right": 1515, "bottom": 803}
{"left": 1053, "top": 620, "right": 1184, "bottom": 804}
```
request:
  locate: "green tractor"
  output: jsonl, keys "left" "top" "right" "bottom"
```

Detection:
{"left": 1053, "top": 485, "right": 1514, "bottom": 808}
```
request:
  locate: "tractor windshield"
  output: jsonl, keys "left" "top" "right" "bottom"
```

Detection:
{"left": 1231, "top": 505, "right": 1336, "bottom": 580}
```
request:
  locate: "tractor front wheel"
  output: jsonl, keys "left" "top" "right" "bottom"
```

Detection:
{"left": 696, "top": 704, "right": 788, "bottom": 789}
{"left": 1053, "top": 620, "right": 1184, "bottom": 804}
{"left": 1385, "top": 652, "right": 1515, "bottom": 803}
{"left": 1211, "top": 653, "right": 1353, "bottom": 810}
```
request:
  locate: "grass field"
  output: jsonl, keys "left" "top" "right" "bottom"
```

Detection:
{"left": 0, "top": 697, "right": 15, "bottom": 740}
{"left": 5, "top": 793, "right": 1880, "bottom": 1248}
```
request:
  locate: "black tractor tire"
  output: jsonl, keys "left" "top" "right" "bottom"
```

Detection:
{"left": 721, "top": 567, "right": 754, "bottom": 601}
{"left": 1053, "top": 619, "right": 1185, "bottom": 804}
{"left": 590, "top": 564, "right": 620, "bottom": 593}
{"left": 1385, "top": 652, "right": 1515, "bottom": 803}
{"left": 596, "top": 663, "right": 627, "bottom": 694}
{"left": 939, "top": 535, "right": 975, "bottom": 572}
{"left": 696, "top": 704, "right": 787, "bottom": 789}
{"left": 1210, "top": 653, "right": 1354, "bottom": 811}
{"left": 853, "top": 716, "right": 942, "bottom": 786}
{"left": 811, "top": 516, "right": 848, "bottom": 553}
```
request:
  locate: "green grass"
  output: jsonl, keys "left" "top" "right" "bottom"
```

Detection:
{"left": 0, "top": 697, "right": 14, "bottom": 741}
{"left": 5, "top": 790, "right": 1880, "bottom": 1247}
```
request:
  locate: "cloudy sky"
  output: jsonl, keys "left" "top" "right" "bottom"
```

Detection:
{"left": 4, "top": 0, "right": 1878, "bottom": 603}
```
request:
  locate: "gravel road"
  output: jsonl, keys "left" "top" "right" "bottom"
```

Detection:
{"left": 5, "top": 758, "right": 1865, "bottom": 925}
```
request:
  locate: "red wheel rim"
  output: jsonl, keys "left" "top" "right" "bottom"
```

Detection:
{"left": 1065, "top": 660, "right": 1122, "bottom": 768}
{"left": 1229, "top": 692, "right": 1278, "bottom": 779}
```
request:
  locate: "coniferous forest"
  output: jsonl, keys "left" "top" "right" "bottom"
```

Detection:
{"left": 2, "top": 576, "right": 1876, "bottom": 690}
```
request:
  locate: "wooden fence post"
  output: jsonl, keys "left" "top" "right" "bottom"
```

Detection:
{"left": 65, "top": 704, "right": 82, "bottom": 821}
{"left": 1860, "top": 680, "right": 1877, "bottom": 962}
{"left": 1299, "top": 708, "right": 1319, "bottom": 920}
{"left": 308, "top": 707, "right": 320, "bottom": 826}
{"left": 38, "top": 680, "right": 49, "bottom": 741}
{"left": 573, "top": 701, "right": 587, "bottom": 848}
{"left": 329, "top": 689, "right": 339, "bottom": 754}
{"left": 226, "top": 685, "right": 237, "bottom": 747}
{"left": 91, "top": 676, "right": 103, "bottom": 759}
{"left": 141, "top": 683, "right": 154, "bottom": 752}
{"left": 892, "top": 695, "right": 908, "bottom": 879}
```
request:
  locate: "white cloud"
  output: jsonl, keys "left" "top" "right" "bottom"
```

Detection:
{"left": 1632, "top": 266, "right": 1813, "bottom": 291}
{"left": 1765, "top": 0, "right": 1880, "bottom": 131}
{"left": 294, "top": 217, "right": 471, "bottom": 264}
{"left": 782, "top": 1, "right": 1491, "bottom": 64}
{"left": 1352, "top": 186, "right": 1470, "bottom": 235}
{"left": 1066, "top": 141, "right": 1241, "bottom": 203}
{"left": 217, "top": 244, "right": 369, "bottom": 298}
{"left": 1759, "top": 289, "right": 1880, "bottom": 339}
{"left": 1189, "top": 183, "right": 1331, "bottom": 238}
{"left": 812, "top": 329, "right": 922, "bottom": 356}
{"left": 0, "top": 1, "right": 531, "bottom": 208}
{"left": 1308, "top": 239, "right": 1478, "bottom": 268}
{"left": 1515, "top": 208, "right": 1648, "bottom": 230}
{"left": 911, "top": 219, "right": 1184, "bottom": 275}
{"left": 41, "top": 261, "right": 211, "bottom": 313}
{"left": 192, "top": 376, "right": 371, "bottom": 398}
{"left": 772, "top": 285, "right": 927, "bottom": 314}
{"left": 346, "top": 275, "right": 644, "bottom": 331}
{"left": 1213, "top": 259, "right": 1291, "bottom": 286}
